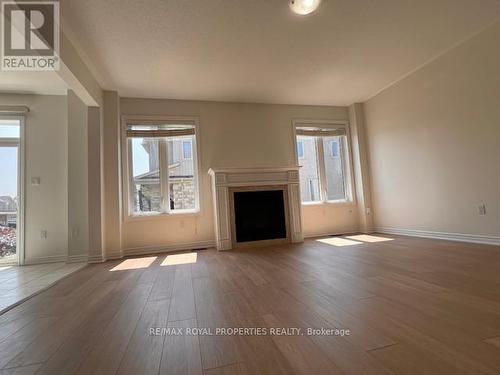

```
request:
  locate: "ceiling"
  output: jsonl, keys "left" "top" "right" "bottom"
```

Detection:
{"left": 61, "top": 0, "right": 500, "bottom": 106}
{"left": 0, "top": 71, "right": 68, "bottom": 96}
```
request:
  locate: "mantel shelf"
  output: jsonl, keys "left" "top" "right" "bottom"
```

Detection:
{"left": 208, "top": 166, "right": 300, "bottom": 175}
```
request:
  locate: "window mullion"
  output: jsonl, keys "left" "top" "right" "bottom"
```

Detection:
{"left": 159, "top": 139, "right": 169, "bottom": 213}
{"left": 316, "top": 136, "right": 328, "bottom": 202}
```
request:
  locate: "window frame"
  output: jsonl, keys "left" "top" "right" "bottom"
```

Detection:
{"left": 0, "top": 115, "right": 25, "bottom": 266}
{"left": 292, "top": 119, "right": 355, "bottom": 206}
{"left": 121, "top": 115, "right": 202, "bottom": 221}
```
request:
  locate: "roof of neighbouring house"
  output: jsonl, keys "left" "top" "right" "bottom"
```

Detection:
{"left": 133, "top": 163, "right": 193, "bottom": 183}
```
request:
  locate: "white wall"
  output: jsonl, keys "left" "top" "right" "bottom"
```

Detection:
{"left": 0, "top": 93, "right": 68, "bottom": 263}
{"left": 117, "top": 98, "right": 359, "bottom": 251}
{"left": 102, "top": 91, "right": 122, "bottom": 257}
{"left": 67, "top": 91, "right": 89, "bottom": 259}
{"left": 364, "top": 21, "right": 500, "bottom": 240}
{"left": 87, "top": 106, "right": 104, "bottom": 261}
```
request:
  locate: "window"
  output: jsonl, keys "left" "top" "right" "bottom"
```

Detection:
{"left": 330, "top": 140, "right": 340, "bottom": 158}
{"left": 295, "top": 123, "right": 352, "bottom": 204}
{"left": 124, "top": 119, "right": 199, "bottom": 216}
{"left": 182, "top": 140, "right": 192, "bottom": 159}
{"left": 296, "top": 135, "right": 320, "bottom": 203}
{"left": 297, "top": 140, "right": 305, "bottom": 159}
{"left": 0, "top": 118, "right": 22, "bottom": 263}
{"left": 130, "top": 137, "right": 162, "bottom": 212}
{"left": 323, "top": 136, "right": 346, "bottom": 200}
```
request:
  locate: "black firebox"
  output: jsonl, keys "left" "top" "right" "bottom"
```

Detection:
{"left": 233, "top": 189, "right": 287, "bottom": 243}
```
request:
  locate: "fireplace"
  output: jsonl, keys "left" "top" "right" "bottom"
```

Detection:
{"left": 231, "top": 187, "right": 288, "bottom": 245}
{"left": 208, "top": 167, "right": 303, "bottom": 250}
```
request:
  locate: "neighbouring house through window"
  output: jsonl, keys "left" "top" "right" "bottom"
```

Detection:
{"left": 125, "top": 120, "right": 199, "bottom": 216}
{"left": 330, "top": 140, "right": 340, "bottom": 157}
{"left": 182, "top": 140, "right": 192, "bottom": 159}
{"left": 297, "top": 140, "right": 305, "bottom": 159}
{"left": 295, "top": 123, "right": 353, "bottom": 204}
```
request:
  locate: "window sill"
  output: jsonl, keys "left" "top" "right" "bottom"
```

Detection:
{"left": 125, "top": 209, "right": 201, "bottom": 222}
{"left": 302, "top": 200, "right": 355, "bottom": 207}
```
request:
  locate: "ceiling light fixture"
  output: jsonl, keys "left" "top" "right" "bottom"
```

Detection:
{"left": 289, "top": 0, "right": 322, "bottom": 15}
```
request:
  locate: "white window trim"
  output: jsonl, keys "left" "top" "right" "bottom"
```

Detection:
{"left": 0, "top": 115, "right": 25, "bottom": 265}
{"left": 121, "top": 115, "right": 202, "bottom": 221}
{"left": 292, "top": 119, "right": 356, "bottom": 206}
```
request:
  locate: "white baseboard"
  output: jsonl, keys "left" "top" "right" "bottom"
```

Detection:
{"left": 86, "top": 254, "right": 104, "bottom": 263}
{"left": 303, "top": 229, "right": 359, "bottom": 239}
{"left": 103, "top": 251, "right": 123, "bottom": 261}
{"left": 24, "top": 255, "right": 67, "bottom": 265}
{"left": 123, "top": 240, "right": 215, "bottom": 257}
{"left": 67, "top": 254, "right": 88, "bottom": 263}
{"left": 376, "top": 227, "right": 500, "bottom": 246}
{"left": 20, "top": 240, "right": 216, "bottom": 266}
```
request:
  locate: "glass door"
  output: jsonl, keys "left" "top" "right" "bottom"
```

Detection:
{"left": 0, "top": 119, "right": 21, "bottom": 264}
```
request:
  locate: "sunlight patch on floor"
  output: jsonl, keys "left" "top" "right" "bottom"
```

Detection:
{"left": 316, "top": 237, "right": 362, "bottom": 247}
{"left": 346, "top": 234, "right": 394, "bottom": 243}
{"left": 110, "top": 256, "right": 157, "bottom": 271}
{"left": 0, "top": 266, "right": 13, "bottom": 271}
{"left": 161, "top": 252, "right": 198, "bottom": 266}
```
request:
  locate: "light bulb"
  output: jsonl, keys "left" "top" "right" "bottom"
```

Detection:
{"left": 289, "top": 0, "right": 322, "bottom": 15}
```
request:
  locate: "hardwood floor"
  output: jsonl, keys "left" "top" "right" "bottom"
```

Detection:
{"left": 0, "top": 262, "right": 86, "bottom": 315}
{"left": 1, "top": 234, "right": 500, "bottom": 374}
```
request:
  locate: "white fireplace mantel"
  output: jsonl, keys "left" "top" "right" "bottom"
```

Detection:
{"left": 208, "top": 166, "right": 304, "bottom": 250}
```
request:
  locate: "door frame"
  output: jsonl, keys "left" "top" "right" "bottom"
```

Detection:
{"left": 0, "top": 115, "right": 25, "bottom": 265}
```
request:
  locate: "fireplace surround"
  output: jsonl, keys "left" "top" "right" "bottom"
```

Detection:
{"left": 208, "top": 167, "right": 303, "bottom": 250}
